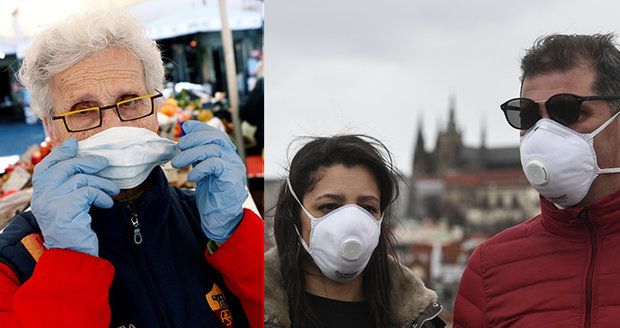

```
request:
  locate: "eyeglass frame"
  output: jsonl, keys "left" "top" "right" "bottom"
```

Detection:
{"left": 51, "top": 91, "right": 163, "bottom": 133}
{"left": 499, "top": 93, "right": 620, "bottom": 130}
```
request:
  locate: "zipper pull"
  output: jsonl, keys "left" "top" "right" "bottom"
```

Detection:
{"left": 128, "top": 206, "right": 143, "bottom": 245}
{"left": 579, "top": 209, "right": 589, "bottom": 220}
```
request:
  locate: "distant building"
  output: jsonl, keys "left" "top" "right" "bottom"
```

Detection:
{"left": 408, "top": 96, "right": 539, "bottom": 230}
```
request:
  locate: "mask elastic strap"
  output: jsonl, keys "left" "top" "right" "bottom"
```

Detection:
{"left": 587, "top": 110, "right": 620, "bottom": 140}
{"left": 292, "top": 224, "right": 312, "bottom": 254}
{"left": 598, "top": 167, "right": 620, "bottom": 174}
{"left": 286, "top": 177, "right": 314, "bottom": 254}
{"left": 286, "top": 176, "right": 317, "bottom": 221}
{"left": 588, "top": 111, "right": 620, "bottom": 175}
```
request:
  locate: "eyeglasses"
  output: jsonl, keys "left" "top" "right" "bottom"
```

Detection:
{"left": 500, "top": 93, "right": 620, "bottom": 130}
{"left": 51, "top": 91, "right": 163, "bottom": 132}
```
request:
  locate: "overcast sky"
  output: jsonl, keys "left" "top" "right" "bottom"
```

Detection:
{"left": 264, "top": 0, "right": 620, "bottom": 179}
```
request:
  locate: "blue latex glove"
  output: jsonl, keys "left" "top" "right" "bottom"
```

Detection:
{"left": 31, "top": 138, "right": 120, "bottom": 256}
{"left": 171, "top": 121, "right": 248, "bottom": 243}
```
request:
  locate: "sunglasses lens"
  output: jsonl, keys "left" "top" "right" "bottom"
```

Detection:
{"left": 547, "top": 94, "right": 580, "bottom": 126}
{"left": 503, "top": 98, "right": 539, "bottom": 129}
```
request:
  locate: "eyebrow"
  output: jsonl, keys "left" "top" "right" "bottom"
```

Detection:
{"left": 315, "top": 194, "right": 346, "bottom": 202}
{"left": 63, "top": 90, "right": 144, "bottom": 113}
{"left": 315, "top": 193, "right": 380, "bottom": 203}
{"left": 64, "top": 92, "right": 99, "bottom": 110}
{"left": 357, "top": 195, "right": 380, "bottom": 203}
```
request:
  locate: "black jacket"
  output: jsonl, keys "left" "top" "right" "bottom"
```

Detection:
{"left": 0, "top": 167, "right": 249, "bottom": 327}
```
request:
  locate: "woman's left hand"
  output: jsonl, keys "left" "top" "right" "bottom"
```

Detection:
{"left": 171, "top": 120, "right": 248, "bottom": 243}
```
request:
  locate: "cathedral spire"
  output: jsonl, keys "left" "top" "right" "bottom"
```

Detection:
{"left": 447, "top": 94, "right": 457, "bottom": 134}
{"left": 415, "top": 115, "right": 425, "bottom": 153}
{"left": 413, "top": 114, "right": 429, "bottom": 177}
{"left": 480, "top": 115, "right": 487, "bottom": 149}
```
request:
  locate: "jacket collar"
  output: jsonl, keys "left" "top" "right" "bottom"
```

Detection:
{"left": 264, "top": 247, "right": 438, "bottom": 328}
{"left": 540, "top": 188, "right": 620, "bottom": 238}
{"left": 90, "top": 166, "right": 171, "bottom": 242}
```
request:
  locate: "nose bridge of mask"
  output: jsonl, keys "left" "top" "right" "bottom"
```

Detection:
{"left": 525, "top": 109, "right": 620, "bottom": 142}
{"left": 79, "top": 126, "right": 158, "bottom": 147}
{"left": 78, "top": 127, "right": 176, "bottom": 161}
{"left": 525, "top": 118, "right": 579, "bottom": 142}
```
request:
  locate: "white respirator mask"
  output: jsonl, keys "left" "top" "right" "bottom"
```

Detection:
{"left": 286, "top": 177, "right": 382, "bottom": 282}
{"left": 78, "top": 126, "right": 178, "bottom": 189}
{"left": 520, "top": 111, "right": 620, "bottom": 207}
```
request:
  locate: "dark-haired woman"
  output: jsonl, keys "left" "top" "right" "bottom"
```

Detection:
{"left": 265, "top": 135, "right": 445, "bottom": 328}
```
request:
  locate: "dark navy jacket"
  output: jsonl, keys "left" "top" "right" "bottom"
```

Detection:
{"left": 0, "top": 167, "right": 248, "bottom": 327}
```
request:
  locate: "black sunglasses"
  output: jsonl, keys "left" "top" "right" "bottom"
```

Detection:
{"left": 500, "top": 93, "right": 620, "bottom": 130}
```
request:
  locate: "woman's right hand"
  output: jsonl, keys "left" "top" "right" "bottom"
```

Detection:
{"left": 30, "top": 138, "right": 120, "bottom": 257}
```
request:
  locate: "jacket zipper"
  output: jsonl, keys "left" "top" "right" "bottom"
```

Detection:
{"left": 410, "top": 303, "right": 443, "bottom": 328}
{"left": 129, "top": 209, "right": 143, "bottom": 245}
{"left": 126, "top": 204, "right": 167, "bottom": 327}
{"left": 580, "top": 209, "right": 596, "bottom": 328}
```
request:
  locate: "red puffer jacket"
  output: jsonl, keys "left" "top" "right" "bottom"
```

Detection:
{"left": 454, "top": 191, "right": 620, "bottom": 328}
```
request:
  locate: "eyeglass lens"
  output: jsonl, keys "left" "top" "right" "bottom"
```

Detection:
{"left": 503, "top": 94, "right": 581, "bottom": 130}
{"left": 64, "top": 97, "right": 153, "bottom": 131}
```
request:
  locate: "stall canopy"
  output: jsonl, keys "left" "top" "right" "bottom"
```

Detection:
{"left": 0, "top": 0, "right": 263, "bottom": 57}
{"left": 131, "top": 0, "right": 263, "bottom": 40}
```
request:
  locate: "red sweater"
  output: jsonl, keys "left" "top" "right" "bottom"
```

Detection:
{"left": 454, "top": 192, "right": 620, "bottom": 327}
{"left": 0, "top": 209, "right": 263, "bottom": 328}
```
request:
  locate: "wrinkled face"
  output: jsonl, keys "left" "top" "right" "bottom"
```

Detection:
{"left": 44, "top": 47, "right": 159, "bottom": 146}
{"left": 521, "top": 65, "right": 620, "bottom": 204}
{"left": 299, "top": 164, "right": 382, "bottom": 244}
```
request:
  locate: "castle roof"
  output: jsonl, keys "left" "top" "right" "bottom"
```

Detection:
{"left": 443, "top": 168, "right": 527, "bottom": 187}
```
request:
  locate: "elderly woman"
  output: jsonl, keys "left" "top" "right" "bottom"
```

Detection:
{"left": 0, "top": 8, "right": 262, "bottom": 328}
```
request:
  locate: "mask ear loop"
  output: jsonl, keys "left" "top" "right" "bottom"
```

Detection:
{"left": 585, "top": 110, "right": 620, "bottom": 174}
{"left": 286, "top": 176, "right": 314, "bottom": 254}
{"left": 586, "top": 110, "right": 620, "bottom": 140}
{"left": 286, "top": 177, "right": 316, "bottom": 220}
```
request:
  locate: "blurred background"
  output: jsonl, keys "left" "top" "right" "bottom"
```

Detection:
{"left": 0, "top": 0, "right": 264, "bottom": 229}
{"left": 264, "top": 0, "right": 620, "bottom": 325}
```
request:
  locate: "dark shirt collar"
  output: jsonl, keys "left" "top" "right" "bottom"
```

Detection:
{"left": 90, "top": 166, "right": 171, "bottom": 242}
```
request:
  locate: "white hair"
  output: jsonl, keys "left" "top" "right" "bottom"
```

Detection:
{"left": 18, "top": 7, "right": 165, "bottom": 119}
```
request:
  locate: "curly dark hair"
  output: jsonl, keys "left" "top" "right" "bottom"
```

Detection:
{"left": 521, "top": 33, "right": 620, "bottom": 111}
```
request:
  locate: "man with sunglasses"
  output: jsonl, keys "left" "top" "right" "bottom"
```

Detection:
{"left": 0, "top": 8, "right": 262, "bottom": 328}
{"left": 454, "top": 34, "right": 620, "bottom": 327}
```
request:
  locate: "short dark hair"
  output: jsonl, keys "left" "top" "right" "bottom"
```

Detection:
{"left": 273, "top": 134, "right": 401, "bottom": 328}
{"left": 520, "top": 33, "right": 620, "bottom": 110}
